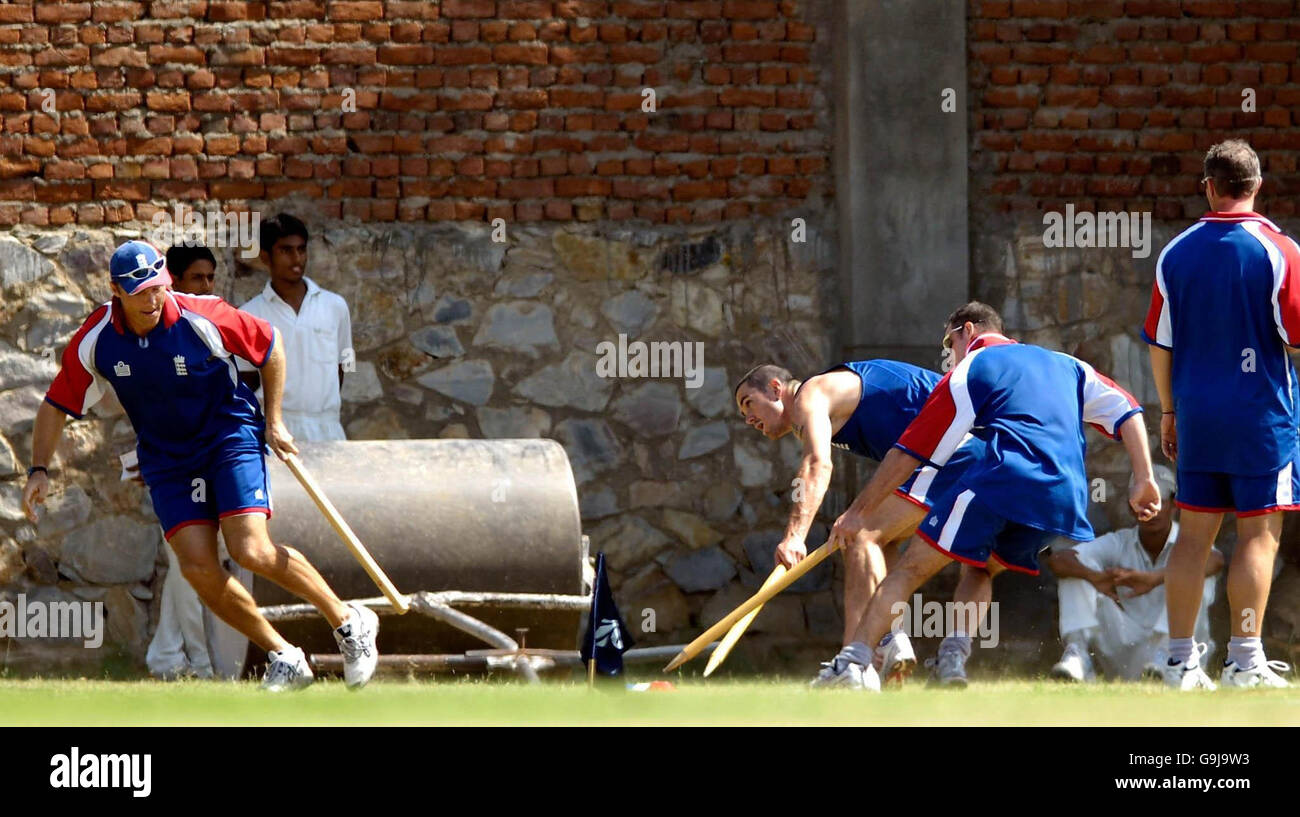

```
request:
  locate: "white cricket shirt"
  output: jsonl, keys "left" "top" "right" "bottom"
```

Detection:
{"left": 237, "top": 276, "right": 353, "bottom": 423}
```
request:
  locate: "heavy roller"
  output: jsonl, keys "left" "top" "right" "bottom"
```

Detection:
{"left": 253, "top": 438, "right": 592, "bottom": 680}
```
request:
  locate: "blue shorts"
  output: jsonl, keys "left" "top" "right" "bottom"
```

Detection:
{"left": 145, "top": 426, "right": 273, "bottom": 540}
{"left": 895, "top": 439, "right": 981, "bottom": 511}
{"left": 915, "top": 484, "right": 1055, "bottom": 575}
{"left": 1177, "top": 458, "right": 1300, "bottom": 517}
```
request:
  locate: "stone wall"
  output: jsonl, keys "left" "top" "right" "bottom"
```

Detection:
{"left": 0, "top": 215, "right": 843, "bottom": 674}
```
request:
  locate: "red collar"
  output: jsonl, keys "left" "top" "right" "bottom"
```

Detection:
{"left": 110, "top": 290, "right": 181, "bottom": 336}
{"left": 966, "top": 332, "right": 1017, "bottom": 354}
{"left": 1199, "top": 211, "right": 1278, "bottom": 229}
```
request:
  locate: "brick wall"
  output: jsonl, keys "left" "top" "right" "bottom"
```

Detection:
{"left": 969, "top": 0, "right": 1300, "bottom": 221}
{"left": 0, "top": 0, "right": 831, "bottom": 228}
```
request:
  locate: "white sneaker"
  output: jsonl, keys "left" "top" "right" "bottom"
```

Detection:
{"left": 333, "top": 602, "right": 380, "bottom": 689}
{"left": 810, "top": 656, "right": 881, "bottom": 691}
{"left": 1161, "top": 642, "right": 1216, "bottom": 691}
{"left": 1051, "top": 643, "right": 1096, "bottom": 683}
{"left": 262, "top": 646, "right": 314, "bottom": 692}
{"left": 1220, "top": 659, "right": 1291, "bottom": 689}
{"left": 878, "top": 631, "right": 916, "bottom": 682}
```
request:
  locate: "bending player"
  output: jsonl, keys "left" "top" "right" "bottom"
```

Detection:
{"left": 1144, "top": 139, "right": 1295, "bottom": 689}
{"left": 813, "top": 303, "right": 1160, "bottom": 690}
{"left": 22, "top": 240, "right": 378, "bottom": 692}
{"left": 735, "top": 355, "right": 998, "bottom": 687}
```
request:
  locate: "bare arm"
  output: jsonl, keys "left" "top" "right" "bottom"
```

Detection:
{"left": 825, "top": 446, "right": 920, "bottom": 553}
{"left": 21, "top": 401, "right": 69, "bottom": 522}
{"left": 1118, "top": 413, "right": 1159, "bottom": 521}
{"left": 850, "top": 446, "right": 920, "bottom": 517}
{"left": 774, "top": 390, "right": 835, "bottom": 566}
{"left": 1148, "top": 344, "right": 1176, "bottom": 462}
{"left": 1045, "top": 548, "right": 1121, "bottom": 601}
{"left": 259, "top": 329, "right": 298, "bottom": 459}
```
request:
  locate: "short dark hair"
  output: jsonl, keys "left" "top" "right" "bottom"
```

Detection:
{"left": 946, "top": 301, "right": 1003, "bottom": 333}
{"left": 1202, "top": 140, "right": 1261, "bottom": 200}
{"left": 259, "top": 212, "right": 309, "bottom": 254}
{"left": 734, "top": 363, "right": 796, "bottom": 399}
{"left": 166, "top": 244, "right": 216, "bottom": 278}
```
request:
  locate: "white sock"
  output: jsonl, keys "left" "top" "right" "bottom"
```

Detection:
{"left": 841, "top": 641, "right": 873, "bottom": 668}
{"left": 1227, "top": 636, "right": 1264, "bottom": 670}
{"left": 1167, "top": 637, "right": 1194, "bottom": 665}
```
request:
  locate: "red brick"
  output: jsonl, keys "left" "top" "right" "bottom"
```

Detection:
{"left": 210, "top": 2, "right": 268, "bottom": 20}
{"left": 379, "top": 44, "right": 435, "bottom": 64}
{"left": 443, "top": 0, "right": 497, "bottom": 17}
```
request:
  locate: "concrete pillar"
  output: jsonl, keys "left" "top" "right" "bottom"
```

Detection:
{"left": 832, "top": 0, "right": 969, "bottom": 368}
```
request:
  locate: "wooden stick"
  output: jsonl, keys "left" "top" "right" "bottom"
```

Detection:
{"left": 664, "top": 541, "right": 841, "bottom": 672}
{"left": 702, "top": 564, "right": 787, "bottom": 677}
{"left": 587, "top": 658, "right": 596, "bottom": 687}
{"left": 282, "top": 452, "right": 411, "bottom": 614}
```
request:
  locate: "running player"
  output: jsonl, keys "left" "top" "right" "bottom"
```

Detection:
{"left": 735, "top": 357, "right": 997, "bottom": 687}
{"left": 1143, "top": 139, "right": 1296, "bottom": 689}
{"left": 813, "top": 302, "right": 1160, "bottom": 690}
{"left": 21, "top": 240, "right": 378, "bottom": 691}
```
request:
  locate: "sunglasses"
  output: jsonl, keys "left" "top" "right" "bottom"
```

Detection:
{"left": 116, "top": 257, "right": 165, "bottom": 281}
{"left": 942, "top": 329, "right": 958, "bottom": 350}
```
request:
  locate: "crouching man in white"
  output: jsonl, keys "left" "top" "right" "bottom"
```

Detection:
{"left": 1045, "top": 466, "right": 1223, "bottom": 681}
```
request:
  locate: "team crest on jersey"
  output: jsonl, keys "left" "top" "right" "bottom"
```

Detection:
{"left": 113, "top": 361, "right": 131, "bottom": 377}
{"left": 173, "top": 355, "right": 188, "bottom": 376}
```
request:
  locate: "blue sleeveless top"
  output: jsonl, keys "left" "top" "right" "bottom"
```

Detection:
{"left": 822, "top": 360, "right": 942, "bottom": 461}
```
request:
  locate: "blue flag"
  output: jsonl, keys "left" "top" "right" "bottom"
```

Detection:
{"left": 580, "top": 552, "right": 634, "bottom": 676}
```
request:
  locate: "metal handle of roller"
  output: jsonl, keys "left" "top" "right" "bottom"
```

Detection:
{"left": 664, "top": 540, "right": 842, "bottom": 672}
{"left": 282, "top": 452, "right": 411, "bottom": 615}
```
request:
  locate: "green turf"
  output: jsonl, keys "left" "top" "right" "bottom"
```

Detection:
{"left": 1, "top": 677, "right": 1297, "bottom": 726}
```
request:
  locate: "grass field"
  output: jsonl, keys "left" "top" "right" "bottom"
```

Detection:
{"left": 1, "top": 677, "right": 1297, "bottom": 726}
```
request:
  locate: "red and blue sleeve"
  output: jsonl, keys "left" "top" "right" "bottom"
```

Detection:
{"left": 177, "top": 294, "right": 276, "bottom": 366}
{"left": 1258, "top": 225, "right": 1300, "bottom": 347}
{"left": 1079, "top": 361, "right": 1142, "bottom": 439}
{"left": 894, "top": 361, "right": 979, "bottom": 468}
{"left": 44, "top": 305, "right": 109, "bottom": 419}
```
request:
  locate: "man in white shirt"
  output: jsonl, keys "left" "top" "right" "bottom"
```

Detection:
{"left": 237, "top": 213, "right": 353, "bottom": 441}
{"left": 1046, "top": 465, "right": 1223, "bottom": 681}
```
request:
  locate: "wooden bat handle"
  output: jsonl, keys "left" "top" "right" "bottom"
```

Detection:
{"left": 283, "top": 453, "right": 411, "bottom": 615}
{"left": 665, "top": 541, "right": 841, "bottom": 672}
{"left": 703, "top": 564, "right": 787, "bottom": 677}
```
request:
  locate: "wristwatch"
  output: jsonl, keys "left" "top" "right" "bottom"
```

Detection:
{"left": 26, "top": 465, "right": 47, "bottom": 478}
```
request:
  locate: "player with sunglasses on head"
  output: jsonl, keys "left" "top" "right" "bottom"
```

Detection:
{"left": 22, "top": 240, "right": 379, "bottom": 691}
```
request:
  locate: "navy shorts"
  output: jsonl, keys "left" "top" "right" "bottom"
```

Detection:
{"left": 1177, "top": 457, "right": 1300, "bottom": 517}
{"left": 145, "top": 426, "right": 273, "bottom": 540}
{"left": 914, "top": 484, "right": 1055, "bottom": 575}
{"left": 896, "top": 439, "right": 980, "bottom": 511}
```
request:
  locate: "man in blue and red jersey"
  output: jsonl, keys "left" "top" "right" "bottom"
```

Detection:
{"left": 812, "top": 302, "right": 1160, "bottom": 690}
{"left": 20, "top": 240, "right": 379, "bottom": 692}
{"left": 735, "top": 360, "right": 997, "bottom": 687}
{"left": 1143, "top": 139, "right": 1297, "bottom": 689}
